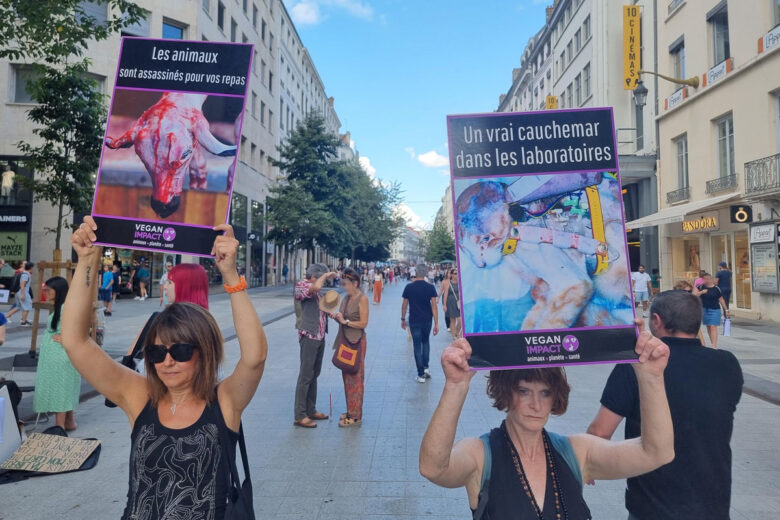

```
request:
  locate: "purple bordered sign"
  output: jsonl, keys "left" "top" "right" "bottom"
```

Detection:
{"left": 91, "top": 37, "right": 253, "bottom": 257}
{"left": 447, "top": 107, "right": 638, "bottom": 370}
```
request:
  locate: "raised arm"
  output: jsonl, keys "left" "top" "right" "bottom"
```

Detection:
{"left": 213, "top": 225, "right": 268, "bottom": 430}
{"left": 570, "top": 319, "right": 674, "bottom": 482}
{"left": 61, "top": 217, "right": 147, "bottom": 419}
{"left": 419, "top": 339, "right": 483, "bottom": 506}
{"left": 309, "top": 271, "right": 337, "bottom": 296}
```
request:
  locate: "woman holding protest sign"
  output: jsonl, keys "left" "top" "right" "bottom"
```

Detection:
{"left": 419, "top": 324, "right": 674, "bottom": 519}
{"left": 63, "top": 216, "right": 267, "bottom": 519}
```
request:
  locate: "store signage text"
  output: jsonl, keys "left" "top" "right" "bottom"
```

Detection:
{"left": 682, "top": 214, "right": 719, "bottom": 233}
{"left": 758, "top": 24, "right": 780, "bottom": 53}
{"left": 702, "top": 58, "right": 732, "bottom": 87}
{"left": 622, "top": 5, "right": 641, "bottom": 90}
{"left": 665, "top": 87, "right": 687, "bottom": 111}
{"left": 750, "top": 224, "right": 776, "bottom": 243}
{"left": 0, "top": 215, "right": 27, "bottom": 223}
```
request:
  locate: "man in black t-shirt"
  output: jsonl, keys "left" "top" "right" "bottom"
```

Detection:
{"left": 401, "top": 264, "right": 439, "bottom": 383}
{"left": 587, "top": 290, "right": 743, "bottom": 520}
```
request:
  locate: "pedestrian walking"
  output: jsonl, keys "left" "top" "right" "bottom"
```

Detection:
{"left": 159, "top": 260, "right": 173, "bottom": 307}
{"left": 282, "top": 263, "right": 289, "bottom": 284}
{"left": 330, "top": 267, "right": 369, "bottom": 427}
{"left": 650, "top": 268, "right": 661, "bottom": 298}
{"left": 136, "top": 260, "right": 150, "bottom": 300}
{"left": 293, "top": 263, "right": 337, "bottom": 428}
{"left": 588, "top": 290, "right": 743, "bottom": 520}
{"left": 64, "top": 217, "right": 268, "bottom": 519}
{"left": 715, "top": 261, "right": 733, "bottom": 309}
{"left": 693, "top": 269, "right": 706, "bottom": 289}
{"left": 111, "top": 263, "right": 121, "bottom": 306}
{"left": 697, "top": 273, "right": 729, "bottom": 348}
{"left": 631, "top": 265, "right": 652, "bottom": 317}
{"left": 401, "top": 264, "right": 439, "bottom": 383}
{"left": 420, "top": 328, "right": 674, "bottom": 519}
{"left": 33, "top": 277, "right": 80, "bottom": 431}
{"left": 100, "top": 264, "right": 114, "bottom": 316}
{"left": 6, "top": 261, "right": 33, "bottom": 326}
{"left": 441, "top": 267, "right": 462, "bottom": 339}
{"left": 372, "top": 268, "right": 383, "bottom": 304}
{"left": 360, "top": 267, "right": 370, "bottom": 293}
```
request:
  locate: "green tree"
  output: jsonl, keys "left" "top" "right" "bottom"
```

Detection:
{"left": 16, "top": 63, "right": 106, "bottom": 251}
{"left": 425, "top": 213, "right": 456, "bottom": 263}
{"left": 0, "top": 0, "right": 143, "bottom": 255}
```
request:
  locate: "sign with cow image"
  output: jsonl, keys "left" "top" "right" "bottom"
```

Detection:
{"left": 91, "top": 38, "right": 252, "bottom": 256}
{"left": 447, "top": 108, "right": 638, "bottom": 370}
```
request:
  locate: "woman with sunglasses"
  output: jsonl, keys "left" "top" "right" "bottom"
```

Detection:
{"left": 63, "top": 216, "right": 268, "bottom": 519}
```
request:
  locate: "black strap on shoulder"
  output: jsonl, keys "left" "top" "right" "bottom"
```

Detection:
{"left": 131, "top": 312, "right": 159, "bottom": 358}
{"left": 473, "top": 433, "right": 492, "bottom": 520}
{"left": 214, "top": 399, "right": 251, "bottom": 506}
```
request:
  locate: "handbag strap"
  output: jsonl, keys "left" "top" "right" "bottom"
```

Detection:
{"left": 131, "top": 312, "right": 159, "bottom": 358}
{"left": 213, "top": 397, "right": 250, "bottom": 493}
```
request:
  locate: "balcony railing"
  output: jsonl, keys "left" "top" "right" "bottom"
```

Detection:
{"left": 668, "top": 0, "right": 684, "bottom": 14}
{"left": 666, "top": 186, "right": 690, "bottom": 205}
{"left": 745, "top": 153, "right": 780, "bottom": 195}
{"left": 705, "top": 173, "right": 738, "bottom": 194}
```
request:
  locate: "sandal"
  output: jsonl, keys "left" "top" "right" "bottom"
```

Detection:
{"left": 308, "top": 412, "right": 329, "bottom": 420}
{"left": 293, "top": 418, "right": 317, "bottom": 428}
{"left": 338, "top": 415, "right": 361, "bottom": 428}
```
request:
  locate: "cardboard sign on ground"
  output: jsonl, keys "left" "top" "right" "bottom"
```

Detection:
{"left": 1, "top": 433, "right": 100, "bottom": 473}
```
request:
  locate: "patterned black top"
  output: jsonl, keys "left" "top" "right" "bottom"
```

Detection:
{"left": 121, "top": 399, "right": 237, "bottom": 520}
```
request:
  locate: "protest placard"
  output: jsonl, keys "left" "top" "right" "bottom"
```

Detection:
{"left": 91, "top": 38, "right": 253, "bottom": 256}
{"left": 1, "top": 433, "right": 100, "bottom": 473}
{"left": 447, "top": 108, "right": 637, "bottom": 369}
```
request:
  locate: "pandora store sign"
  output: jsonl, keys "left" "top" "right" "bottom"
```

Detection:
{"left": 682, "top": 212, "right": 719, "bottom": 233}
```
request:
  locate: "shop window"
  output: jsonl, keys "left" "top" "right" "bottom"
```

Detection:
{"left": 674, "top": 134, "right": 689, "bottom": 188}
{"left": 734, "top": 232, "right": 751, "bottom": 308}
{"left": 715, "top": 114, "right": 735, "bottom": 178}
{"left": 231, "top": 192, "right": 248, "bottom": 229}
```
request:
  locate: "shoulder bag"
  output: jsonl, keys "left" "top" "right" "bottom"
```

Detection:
{"left": 331, "top": 295, "right": 364, "bottom": 374}
{"left": 214, "top": 402, "right": 255, "bottom": 520}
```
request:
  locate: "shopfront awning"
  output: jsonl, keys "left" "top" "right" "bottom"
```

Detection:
{"left": 625, "top": 193, "right": 741, "bottom": 229}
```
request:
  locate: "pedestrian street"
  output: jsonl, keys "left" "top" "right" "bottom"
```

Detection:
{"left": 1, "top": 281, "right": 779, "bottom": 519}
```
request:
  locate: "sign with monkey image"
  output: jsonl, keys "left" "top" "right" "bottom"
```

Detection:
{"left": 447, "top": 108, "right": 637, "bottom": 369}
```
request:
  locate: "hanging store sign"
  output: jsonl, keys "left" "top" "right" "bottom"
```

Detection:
{"left": 664, "top": 87, "right": 687, "bottom": 111}
{"left": 750, "top": 223, "right": 775, "bottom": 243}
{"left": 702, "top": 58, "right": 733, "bottom": 87}
{"left": 623, "top": 5, "right": 641, "bottom": 90}
{"left": 682, "top": 212, "right": 719, "bottom": 233}
{"left": 730, "top": 205, "right": 753, "bottom": 223}
{"left": 758, "top": 24, "right": 780, "bottom": 54}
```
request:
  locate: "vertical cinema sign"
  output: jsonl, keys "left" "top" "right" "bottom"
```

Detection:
{"left": 623, "top": 5, "right": 641, "bottom": 90}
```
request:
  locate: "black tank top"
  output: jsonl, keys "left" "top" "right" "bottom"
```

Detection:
{"left": 121, "top": 399, "right": 237, "bottom": 520}
{"left": 481, "top": 422, "right": 592, "bottom": 519}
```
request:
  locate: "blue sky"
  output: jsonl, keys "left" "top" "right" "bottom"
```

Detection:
{"left": 285, "top": 0, "right": 550, "bottom": 228}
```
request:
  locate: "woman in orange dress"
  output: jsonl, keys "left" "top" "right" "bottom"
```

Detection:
{"left": 372, "top": 269, "right": 383, "bottom": 304}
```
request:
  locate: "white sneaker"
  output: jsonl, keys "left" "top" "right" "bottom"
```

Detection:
{"left": 423, "top": 368, "right": 431, "bottom": 378}
{"left": 415, "top": 376, "right": 426, "bottom": 383}
{"left": 134, "top": 296, "right": 141, "bottom": 301}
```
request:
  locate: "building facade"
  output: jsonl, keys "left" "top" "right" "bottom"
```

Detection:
{"left": 497, "top": 0, "right": 660, "bottom": 272}
{"left": 0, "top": 0, "right": 349, "bottom": 289}
{"left": 629, "top": 0, "right": 780, "bottom": 320}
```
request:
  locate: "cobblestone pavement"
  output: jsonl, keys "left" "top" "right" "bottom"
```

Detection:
{"left": 1, "top": 282, "right": 778, "bottom": 519}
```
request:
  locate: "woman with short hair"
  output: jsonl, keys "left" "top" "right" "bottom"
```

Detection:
{"left": 420, "top": 326, "right": 674, "bottom": 519}
{"left": 63, "top": 216, "right": 267, "bottom": 519}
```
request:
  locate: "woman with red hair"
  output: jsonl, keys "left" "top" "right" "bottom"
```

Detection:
{"left": 164, "top": 263, "right": 210, "bottom": 310}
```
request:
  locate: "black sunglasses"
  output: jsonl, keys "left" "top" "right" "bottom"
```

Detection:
{"left": 146, "top": 343, "right": 198, "bottom": 364}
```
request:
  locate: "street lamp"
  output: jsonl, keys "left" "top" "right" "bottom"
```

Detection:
{"left": 633, "top": 80, "right": 649, "bottom": 107}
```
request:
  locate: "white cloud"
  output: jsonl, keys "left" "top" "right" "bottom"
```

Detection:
{"left": 418, "top": 150, "right": 449, "bottom": 168}
{"left": 290, "top": 1, "right": 321, "bottom": 25}
{"left": 359, "top": 156, "right": 376, "bottom": 179}
{"left": 404, "top": 146, "right": 416, "bottom": 159}
{"left": 397, "top": 202, "right": 426, "bottom": 229}
{"left": 290, "top": 0, "right": 373, "bottom": 25}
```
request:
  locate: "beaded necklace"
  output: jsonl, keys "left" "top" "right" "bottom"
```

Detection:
{"left": 503, "top": 426, "right": 568, "bottom": 520}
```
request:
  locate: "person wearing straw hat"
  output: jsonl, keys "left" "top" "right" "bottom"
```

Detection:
{"left": 293, "top": 263, "right": 338, "bottom": 428}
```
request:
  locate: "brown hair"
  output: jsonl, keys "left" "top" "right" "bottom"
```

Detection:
{"left": 486, "top": 367, "right": 570, "bottom": 415}
{"left": 143, "top": 302, "right": 224, "bottom": 406}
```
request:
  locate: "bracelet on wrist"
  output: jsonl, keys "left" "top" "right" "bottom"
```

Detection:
{"left": 224, "top": 275, "right": 247, "bottom": 294}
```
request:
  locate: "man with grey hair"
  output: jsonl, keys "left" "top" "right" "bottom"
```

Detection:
{"left": 293, "top": 263, "right": 337, "bottom": 428}
{"left": 401, "top": 263, "right": 439, "bottom": 383}
{"left": 588, "top": 290, "right": 743, "bottom": 519}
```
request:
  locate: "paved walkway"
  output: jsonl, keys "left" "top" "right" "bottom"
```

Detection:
{"left": 0, "top": 282, "right": 779, "bottom": 519}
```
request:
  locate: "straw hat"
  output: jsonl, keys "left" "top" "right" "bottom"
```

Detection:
{"left": 319, "top": 290, "right": 341, "bottom": 313}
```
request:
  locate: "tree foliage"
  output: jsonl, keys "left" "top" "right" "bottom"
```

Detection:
{"left": 267, "top": 114, "right": 403, "bottom": 262}
{"left": 425, "top": 213, "right": 456, "bottom": 263}
{"left": 0, "top": 0, "right": 143, "bottom": 253}
{"left": 0, "top": 0, "right": 144, "bottom": 65}
{"left": 16, "top": 63, "right": 106, "bottom": 251}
